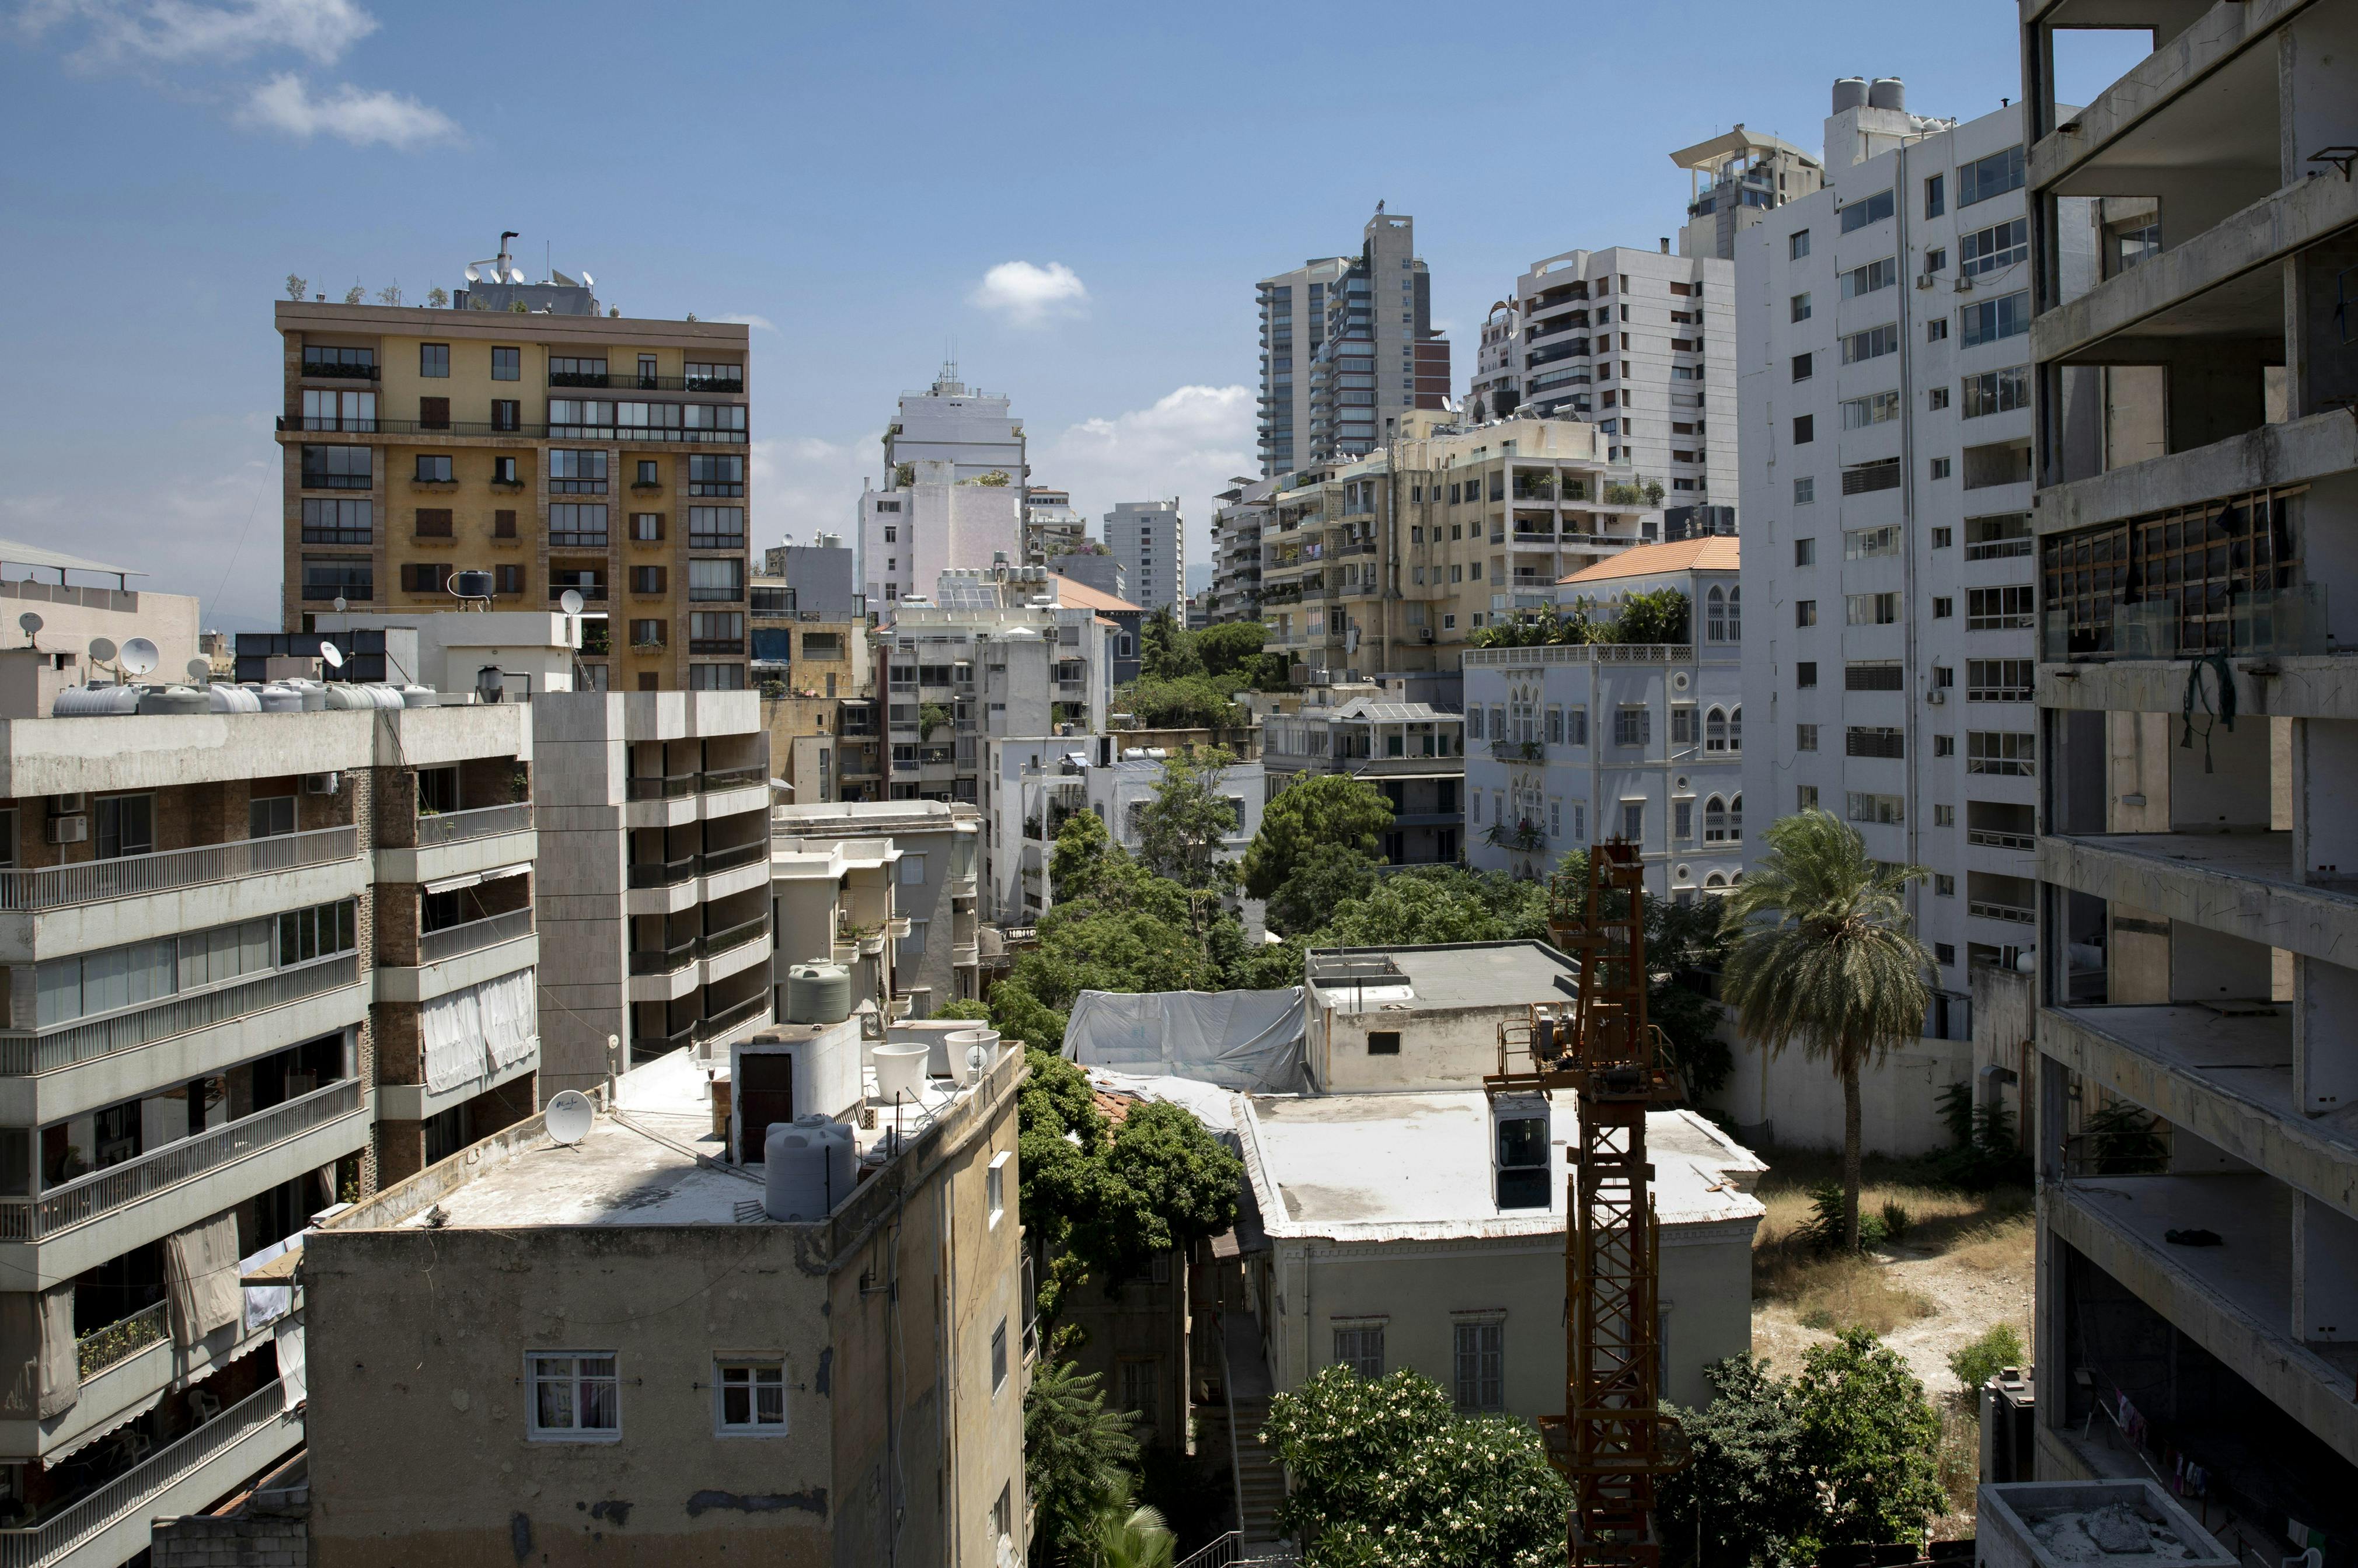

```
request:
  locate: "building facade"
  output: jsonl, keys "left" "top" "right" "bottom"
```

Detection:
{"left": 1256, "top": 258, "right": 1348, "bottom": 478}
{"left": 1208, "top": 477, "right": 1274, "bottom": 625}
{"left": 1670, "top": 124, "right": 1824, "bottom": 262}
{"left": 1260, "top": 679, "right": 1464, "bottom": 866}
{"left": 1104, "top": 501, "right": 1183, "bottom": 618}
{"left": 1023, "top": 487, "right": 1087, "bottom": 566}
{"left": 274, "top": 272, "right": 752, "bottom": 694}
{"left": 1303, "top": 211, "right": 1452, "bottom": 469}
{"left": 1463, "top": 537, "right": 1746, "bottom": 896}
{"left": 860, "top": 367, "right": 1030, "bottom": 609}
{"left": 773, "top": 800, "right": 981, "bottom": 1018}
{"left": 752, "top": 540, "right": 877, "bottom": 807}
{"left": 2017, "top": 2, "right": 2358, "bottom": 1543}
{"left": 1738, "top": 87, "right": 2040, "bottom": 1009}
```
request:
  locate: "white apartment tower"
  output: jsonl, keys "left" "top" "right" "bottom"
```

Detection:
{"left": 1105, "top": 499, "right": 1183, "bottom": 617}
{"left": 1739, "top": 82, "right": 2038, "bottom": 1003}
{"left": 1257, "top": 258, "right": 1348, "bottom": 479}
{"left": 861, "top": 366, "right": 1028, "bottom": 607}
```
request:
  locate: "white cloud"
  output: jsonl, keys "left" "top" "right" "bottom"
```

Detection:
{"left": 968, "top": 261, "right": 1088, "bottom": 327}
{"left": 21, "top": 0, "right": 375, "bottom": 66}
{"left": 1033, "top": 385, "right": 1255, "bottom": 576}
{"left": 236, "top": 72, "right": 459, "bottom": 148}
{"left": 713, "top": 313, "right": 777, "bottom": 333}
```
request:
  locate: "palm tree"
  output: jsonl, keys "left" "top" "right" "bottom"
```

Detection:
{"left": 1091, "top": 1501, "right": 1177, "bottom": 1568}
{"left": 1722, "top": 809, "right": 1932, "bottom": 1250}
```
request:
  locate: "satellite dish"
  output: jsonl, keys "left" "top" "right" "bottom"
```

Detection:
{"left": 580, "top": 271, "right": 594, "bottom": 288}
{"left": 17, "top": 612, "right": 40, "bottom": 638}
{"left": 545, "top": 1090, "right": 595, "bottom": 1147}
{"left": 332, "top": 596, "right": 349, "bottom": 614}
{"left": 186, "top": 658, "right": 212, "bottom": 682}
{"left": 319, "top": 641, "right": 345, "bottom": 670}
{"left": 464, "top": 266, "right": 480, "bottom": 282}
{"left": 560, "top": 589, "right": 585, "bottom": 616}
{"left": 120, "top": 637, "right": 158, "bottom": 677}
{"left": 88, "top": 636, "right": 118, "bottom": 664}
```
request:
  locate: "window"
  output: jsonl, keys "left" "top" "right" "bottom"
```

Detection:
{"left": 1847, "top": 726, "right": 1905, "bottom": 759}
{"left": 1846, "top": 592, "right": 1900, "bottom": 626}
{"left": 1844, "top": 525, "right": 1900, "bottom": 560}
{"left": 1842, "top": 324, "right": 1899, "bottom": 364}
{"left": 716, "top": 1361, "right": 787, "bottom": 1434}
{"left": 550, "top": 503, "right": 608, "bottom": 548}
{"left": 1454, "top": 1322, "right": 1504, "bottom": 1412}
{"left": 688, "top": 507, "right": 746, "bottom": 550}
{"left": 1934, "top": 735, "right": 1956, "bottom": 757}
{"left": 629, "top": 619, "right": 665, "bottom": 648}
{"left": 550, "top": 449, "right": 608, "bottom": 494}
{"left": 491, "top": 347, "right": 519, "bottom": 381}
{"left": 1566, "top": 707, "right": 1588, "bottom": 745}
{"left": 690, "top": 611, "right": 744, "bottom": 652}
{"left": 1961, "top": 218, "right": 2029, "bottom": 278}
{"left": 300, "top": 445, "right": 371, "bottom": 490}
{"left": 1795, "top": 600, "right": 1818, "bottom": 627}
{"left": 1962, "top": 366, "right": 2029, "bottom": 418}
{"left": 301, "top": 557, "right": 372, "bottom": 602}
{"left": 1796, "top": 723, "right": 1819, "bottom": 751}
{"left": 400, "top": 561, "right": 451, "bottom": 595}
{"left": 1706, "top": 585, "right": 1730, "bottom": 640}
{"left": 528, "top": 1352, "right": 619, "bottom": 1440}
{"left": 301, "top": 345, "right": 375, "bottom": 376}
{"left": 1924, "top": 173, "right": 1945, "bottom": 218}
{"left": 1841, "top": 390, "right": 1900, "bottom": 429}
{"left": 1671, "top": 706, "right": 1696, "bottom": 745}
{"left": 1930, "top": 456, "right": 1954, "bottom": 480}
{"left": 1121, "top": 1360, "right": 1161, "bottom": 1428}
{"left": 1675, "top": 799, "right": 1693, "bottom": 839}
{"left": 1840, "top": 258, "right": 1897, "bottom": 299}
{"left": 1621, "top": 801, "right": 1644, "bottom": 840}
{"left": 1923, "top": 247, "right": 1948, "bottom": 273}
{"left": 1795, "top": 539, "right": 1816, "bottom": 567}
{"left": 95, "top": 794, "right": 153, "bottom": 859}
{"left": 1969, "top": 731, "right": 2035, "bottom": 776}
{"left": 1968, "top": 586, "right": 2035, "bottom": 631}
{"left": 1932, "top": 526, "right": 1954, "bottom": 548}
{"left": 1790, "top": 292, "right": 1812, "bottom": 322}
{"left": 992, "top": 1319, "right": 1010, "bottom": 1393}
{"left": 689, "top": 663, "right": 747, "bottom": 690}
{"left": 1791, "top": 352, "right": 1813, "bottom": 382}
{"left": 1334, "top": 1326, "right": 1385, "bottom": 1379}
{"left": 412, "top": 454, "right": 453, "bottom": 484}
{"left": 1958, "top": 145, "right": 2026, "bottom": 207}
{"left": 1927, "top": 319, "right": 1950, "bottom": 344}
{"left": 299, "top": 387, "right": 376, "bottom": 432}
{"left": 1798, "top": 785, "right": 1820, "bottom": 811}
{"left": 495, "top": 564, "right": 524, "bottom": 595}
{"left": 1792, "top": 415, "right": 1814, "bottom": 444}
{"left": 1846, "top": 661, "right": 1903, "bottom": 691}
{"left": 1614, "top": 706, "right": 1650, "bottom": 746}
{"left": 1934, "top": 596, "right": 1954, "bottom": 618}
{"left": 630, "top": 512, "right": 664, "bottom": 543}
{"left": 249, "top": 794, "right": 295, "bottom": 839}
{"left": 1934, "top": 804, "right": 1956, "bottom": 827}
{"left": 1796, "top": 662, "right": 1818, "bottom": 689}
{"left": 1839, "top": 189, "right": 1894, "bottom": 232}
{"left": 1847, "top": 791, "right": 1905, "bottom": 825}
{"left": 1844, "top": 458, "right": 1902, "bottom": 495}
{"left": 1790, "top": 230, "right": 1811, "bottom": 259}
{"left": 1962, "top": 291, "right": 2031, "bottom": 347}
{"left": 1794, "top": 475, "right": 1815, "bottom": 505}
{"left": 689, "top": 455, "right": 745, "bottom": 497}
{"left": 689, "top": 558, "right": 744, "bottom": 602}
{"left": 1965, "top": 513, "right": 2031, "bottom": 560}
{"left": 413, "top": 508, "right": 452, "bottom": 539}
{"left": 988, "top": 1151, "right": 1009, "bottom": 1225}
{"left": 301, "top": 497, "right": 372, "bottom": 544}
{"left": 1967, "top": 658, "right": 2033, "bottom": 701}
{"left": 630, "top": 565, "right": 667, "bottom": 595}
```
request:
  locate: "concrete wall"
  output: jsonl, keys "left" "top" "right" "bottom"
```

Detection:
{"left": 1309, "top": 1000, "right": 1510, "bottom": 1094}
{"left": 1715, "top": 1025, "right": 1970, "bottom": 1157}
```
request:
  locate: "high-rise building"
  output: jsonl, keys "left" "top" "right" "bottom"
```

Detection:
{"left": 1738, "top": 84, "right": 2037, "bottom": 1028}
{"left": 880, "top": 363, "right": 1027, "bottom": 484}
{"left": 274, "top": 238, "right": 752, "bottom": 694}
{"left": 2017, "top": 2, "right": 2358, "bottom": 1526}
{"left": 1022, "top": 486, "right": 1087, "bottom": 565}
{"left": 1670, "top": 124, "right": 1824, "bottom": 261}
{"left": 1256, "top": 258, "right": 1347, "bottom": 478}
{"left": 1303, "top": 210, "right": 1452, "bottom": 467}
{"left": 1104, "top": 500, "right": 1183, "bottom": 617}
{"left": 861, "top": 368, "right": 1028, "bottom": 609}
{"left": 1208, "top": 476, "right": 1274, "bottom": 624}
{"left": 753, "top": 536, "right": 877, "bottom": 806}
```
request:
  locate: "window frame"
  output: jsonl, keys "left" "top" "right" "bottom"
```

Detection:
{"left": 713, "top": 1358, "right": 790, "bottom": 1437}
{"left": 526, "top": 1350, "right": 622, "bottom": 1443}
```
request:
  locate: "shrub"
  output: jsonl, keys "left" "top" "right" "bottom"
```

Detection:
{"left": 1879, "top": 1201, "right": 1914, "bottom": 1244}
{"left": 1946, "top": 1323, "right": 2026, "bottom": 1410}
{"left": 1800, "top": 1183, "right": 1886, "bottom": 1252}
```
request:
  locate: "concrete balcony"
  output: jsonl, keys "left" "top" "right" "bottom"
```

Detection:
{"left": 12, "top": 1294, "right": 298, "bottom": 1464}
{"left": 378, "top": 1041, "right": 538, "bottom": 1123}
{"left": 0, "top": 1078, "right": 370, "bottom": 1281}
{"left": 0, "top": 827, "right": 364, "bottom": 965}
{"left": 0, "top": 1378, "right": 301, "bottom": 1568}
{"left": 2033, "top": 407, "right": 2358, "bottom": 540}
{"left": 2042, "top": 830, "right": 2358, "bottom": 965}
{"left": 375, "top": 802, "right": 535, "bottom": 887}
{"left": 0, "top": 955, "right": 367, "bottom": 1128}
{"left": 620, "top": 767, "right": 771, "bottom": 830}
{"left": 2039, "top": 649, "right": 2358, "bottom": 722}
{"left": 374, "top": 911, "right": 537, "bottom": 1005}
{"left": 624, "top": 841, "right": 769, "bottom": 916}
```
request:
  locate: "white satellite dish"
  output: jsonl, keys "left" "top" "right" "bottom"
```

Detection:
{"left": 464, "top": 266, "right": 480, "bottom": 282}
{"left": 333, "top": 596, "right": 349, "bottom": 614}
{"left": 319, "top": 641, "right": 345, "bottom": 670}
{"left": 120, "top": 637, "right": 158, "bottom": 678}
{"left": 88, "top": 636, "right": 117, "bottom": 664}
{"left": 559, "top": 589, "right": 585, "bottom": 617}
{"left": 186, "top": 658, "right": 212, "bottom": 682}
{"left": 17, "top": 612, "right": 41, "bottom": 640}
{"left": 545, "top": 1090, "right": 595, "bottom": 1147}
{"left": 581, "top": 271, "right": 594, "bottom": 288}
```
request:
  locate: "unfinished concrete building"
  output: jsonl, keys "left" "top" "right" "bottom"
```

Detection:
{"left": 2019, "top": 0, "right": 2358, "bottom": 1550}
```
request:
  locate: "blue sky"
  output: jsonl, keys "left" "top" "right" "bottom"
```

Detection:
{"left": 0, "top": 1, "right": 2148, "bottom": 630}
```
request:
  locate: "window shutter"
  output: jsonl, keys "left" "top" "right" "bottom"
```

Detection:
{"left": 496, "top": 565, "right": 523, "bottom": 595}
{"left": 494, "top": 509, "right": 517, "bottom": 538}
{"left": 414, "top": 508, "right": 452, "bottom": 537}
{"left": 419, "top": 396, "right": 450, "bottom": 429}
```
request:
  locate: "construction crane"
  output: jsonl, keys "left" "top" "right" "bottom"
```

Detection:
{"left": 1484, "top": 841, "right": 1690, "bottom": 1567}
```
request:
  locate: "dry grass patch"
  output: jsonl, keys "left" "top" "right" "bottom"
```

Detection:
{"left": 1765, "top": 1251, "right": 1936, "bottom": 1336}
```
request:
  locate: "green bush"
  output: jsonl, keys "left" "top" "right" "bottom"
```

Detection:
{"left": 1799, "top": 1183, "right": 1886, "bottom": 1252}
{"left": 1879, "top": 1201, "right": 1913, "bottom": 1244}
{"left": 1947, "top": 1323, "right": 2026, "bottom": 1411}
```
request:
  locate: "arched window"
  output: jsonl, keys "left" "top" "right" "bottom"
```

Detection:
{"left": 1704, "top": 796, "right": 1729, "bottom": 841}
{"left": 1705, "top": 585, "right": 1726, "bottom": 641}
{"left": 1730, "top": 793, "right": 1744, "bottom": 838}
{"left": 1728, "top": 706, "right": 1742, "bottom": 752}
{"left": 1726, "top": 586, "right": 1741, "bottom": 640}
{"left": 1704, "top": 872, "right": 1728, "bottom": 889}
{"left": 1705, "top": 708, "right": 1728, "bottom": 752}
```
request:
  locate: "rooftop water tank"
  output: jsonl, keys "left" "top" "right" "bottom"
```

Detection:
{"left": 784, "top": 962, "right": 852, "bottom": 1025}
{"left": 278, "top": 679, "right": 328, "bottom": 712}
{"left": 253, "top": 683, "right": 305, "bottom": 713}
{"left": 451, "top": 570, "right": 495, "bottom": 599}
{"left": 1868, "top": 76, "right": 1905, "bottom": 111}
{"left": 207, "top": 683, "right": 262, "bottom": 714}
{"left": 762, "top": 1115, "right": 857, "bottom": 1221}
{"left": 325, "top": 683, "right": 404, "bottom": 711}
{"left": 136, "top": 685, "right": 210, "bottom": 716}
{"left": 871, "top": 1041, "right": 929, "bottom": 1106}
{"left": 1832, "top": 76, "right": 1868, "bottom": 113}
{"left": 399, "top": 684, "right": 437, "bottom": 708}
{"left": 51, "top": 684, "right": 141, "bottom": 717}
{"left": 946, "top": 1028, "right": 1003, "bottom": 1087}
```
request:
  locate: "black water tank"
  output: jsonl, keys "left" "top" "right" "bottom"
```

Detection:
{"left": 452, "top": 570, "right": 495, "bottom": 599}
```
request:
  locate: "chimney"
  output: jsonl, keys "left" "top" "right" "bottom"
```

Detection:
{"left": 1659, "top": 238, "right": 1670, "bottom": 254}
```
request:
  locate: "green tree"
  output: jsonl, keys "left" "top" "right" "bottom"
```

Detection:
{"left": 1261, "top": 1366, "right": 1569, "bottom": 1568}
{"left": 284, "top": 273, "right": 308, "bottom": 301}
{"left": 1318, "top": 876, "right": 1499, "bottom": 948}
{"left": 1721, "top": 809, "right": 1931, "bottom": 1251}
{"left": 1133, "top": 748, "right": 1241, "bottom": 892}
{"left": 1050, "top": 809, "right": 1115, "bottom": 902}
{"left": 1119, "top": 674, "right": 1241, "bottom": 730}
{"left": 1947, "top": 1323, "right": 2026, "bottom": 1412}
{"left": 1264, "top": 843, "right": 1378, "bottom": 937}
{"left": 1091, "top": 1503, "right": 1177, "bottom": 1568}
{"left": 1024, "top": 1359, "right": 1139, "bottom": 1567}
{"left": 1658, "top": 1355, "right": 1812, "bottom": 1568}
{"left": 425, "top": 285, "right": 449, "bottom": 308}
{"left": 1139, "top": 608, "right": 1203, "bottom": 680}
{"left": 1546, "top": 851, "right": 1731, "bottom": 1098}
{"left": 1606, "top": 586, "right": 1690, "bottom": 644}
{"left": 1243, "top": 775, "right": 1393, "bottom": 902}
{"left": 1192, "top": 620, "right": 1267, "bottom": 681}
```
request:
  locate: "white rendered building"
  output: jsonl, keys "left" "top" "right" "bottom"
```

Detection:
{"left": 1463, "top": 537, "right": 1746, "bottom": 897}
{"left": 1105, "top": 500, "right": 1183, "bottom": 617}
{"left": 860, "top": 366, "right": 1029, "bottom": 605}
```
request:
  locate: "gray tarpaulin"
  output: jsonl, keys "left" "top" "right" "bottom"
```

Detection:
{"left": 1064, "top": 987, "right": 1307, "bottom": 1092}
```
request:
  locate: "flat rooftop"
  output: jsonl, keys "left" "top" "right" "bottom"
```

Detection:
{"left": 1242, "top": 1091, "right": 1764, "bottom": 1242}
{"left": 1305, "top": 941, "right": 1578, "bottom": 1014}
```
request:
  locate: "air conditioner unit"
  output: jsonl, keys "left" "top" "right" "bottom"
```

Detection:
{"left": 1954, "top": 275, "right": 1974, "bottom": 292}
{"left": 1916, "top": 275, "right": 1937, "bottom": 289}
{"left": 304, "top": 772, "right": 341, "bottom": 796}
{"left": 49, "top": 792, "right": 85, "bottom": 815}
{"left": 45, "top": 815, "right": 88, "bottom": 846}
{"left": 1927, "top": 689, "right": 1947, "bottom": 704}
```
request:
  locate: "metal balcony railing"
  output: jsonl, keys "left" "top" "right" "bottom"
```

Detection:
{"left": 414, "top": 801, "right": 532, "bottom": 847}
{"left": 0, "top": 1081, "right": 361, "bottom": 1241}
{"left": 1967, "top": 828, "right": 2035, "bottom": 851}
{"left": 1969, "top": 900, "right": 2036, "bottom": 925}
{"left": 700, "top": 914, "right": 769, "bottom": 959}
{"left": 627, "top": 771, "right": 699, "bottom": 801}
{"left": 1491, "top": 739, "right": 1546, "bottom": 762}
{"left": 701, "top": 763, "right": 768, "bottom": 792}
{"left": 700, "top": 841, "right": 766, "bottom": 876}
{"left": 0, "top": 954, "right": 359, "bottom": 1077}
{"left": 628, "top": 856, "right": 696, "bottom": 889}
{"left": 75, "top": 1300, "right": 169, "bottom": 1381}
{"left": 0, "top": 826, "right": 357, "bottom": 913}
{"left": 631, "top": 937, "right": 697, "bottom": 976}
{"left": 418, "top": 906, "right": 534, "bottom": 963}
{"left": 0, "top": 1378, "right": 291, "bottom": 1568}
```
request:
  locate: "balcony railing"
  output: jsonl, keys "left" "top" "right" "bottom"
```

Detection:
{"left": 700, "top": 841, "right": 766, "bottom": 876}
{"left": 0, "top": 1378, "right": 292, "bottom": 1568}
{"left": 1490, "top": 739, "right": 1546, "bottom": 762}
{"left": 415, "top": 801, "right": 532, "bottom": 847}
{"left": 0, "top": 1080, "right": 362, "bottom": 1241}
{"left": 279, "top": 414, "right": 747, "bottom": 444}
{"left": 628, "top": 855, "right": 696, "bottom": 889}
{"left": 0, "top": 826, "right": 357, "bottom": 913}
{"left": 2042, "top": 583, "right": 2334, "bottom": 662}
{"left": 1967, "top": 828, "right": 2035, "bottom": 851}
{"left": 548, "top": 371, "right": 744, "bottom": 393}
{"left": 418, "top": 906, "right": 534, "bottom": 963}
{"left": 0, "top": 954, "right": 360, "bottom": 1077}
{"left": 631, "top": 937, "right": 697, "bottom": 976}
{"left": 701, "top": 914, "right": 769, "bottom": 959}
{"left": 1485, "top": 822, "right": 1547, "bottom": 853}
{"left": 1969, "top": 900, "right": 2036, "bottom": 925}
{"left": 650, "top": 990, "right": 773, "bottom": 1050}
{"left": 627, "top": 771, "right": 699, "bottom": 801}
{"left": 298, "top": 359, "right": 378, "bottom": 380}
{"left": 76, "top": 1300, "right": 169, "bottom": 1381}
{"left": 701, "top": 763, "right": 768, "bottom": 792}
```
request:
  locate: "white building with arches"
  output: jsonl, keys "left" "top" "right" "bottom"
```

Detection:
{"left": 1463, "top": 537, "right": 1746, "bottom": 899}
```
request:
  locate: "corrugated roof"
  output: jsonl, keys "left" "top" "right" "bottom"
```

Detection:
{"left": 0, "top": 537, "right": 143, "bottom": 579}
{"left": 1328, "top": 698, "right": 1460, "bottom": 723}
{"left": 1047, "top": 574, "right": 1143, "bottom": 613}
{"left": 1559, "top": 535, "right": 1739, "bottom": 584}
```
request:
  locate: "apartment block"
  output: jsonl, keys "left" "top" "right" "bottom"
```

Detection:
{"left": 2017, "top": 1, "right": 2358, "bottom": 1545}
{"left": 1464, "top": 537, "right": 1745, "bottom": 896}
{"left": 772, "top": 799, "right": 981, "bottom": 1018}
{"left": 1105, "top": 500, "right": 1183, "bottom": 617}
{"left": 0, "top": 678, "right": 539, "bottom": 1567}
{"left": 273, "top": 252, "right": 752, "bottom": 694}
{"left": 1023, "top": 486, "right": 1087, "bottom": 566}
{"left": 1261, "top": 676, "right": 1464, "bottom": 866}
{"left": 1302, "top": 210, "right": 1452, "bottom": 467}
{"left": 1255, "top": 258, "right": 1347, "bottom": 477}
{"left": 1463, "top": 246, "right": 1736, "bottom": 521}
{"left": 1738, "top": 86, "right": 2040, "bottom": 1042}
{"left": 753, "top": 536, "right": 877, "bottom": 807}
{"left": 1671, "top": 124, "right": 1824, "bottom": 261}
{"left": 1209, "top": 477, "right": 1275, "bottom": 624}
{"left": 1261, "top": 413, "right": 1653, "bottom": 680}
{"left": 531, "top": 692, "right": 773, "bottom": 1094}
{"left": 863, "top": 368, "right": 1028, "bottom": 607}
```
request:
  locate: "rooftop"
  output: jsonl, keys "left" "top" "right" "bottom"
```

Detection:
{"left": 1045, "top": 574, "right": 1142, "bottom": 614}
{"left": 1668, "top": 123, "right": 1819, "bottom": 172}
{"left": 1326, "top": 697, "right": 1462, "bottom": 725}
{"left": 1243, "top": 1091, "right": 1763, "bottom": 1241}
{"left": 1303, "top": 941, "right": 1578, "bottom": 1014}
{"left": 1560, "top": 535, "right": 1740, "bottom": 584}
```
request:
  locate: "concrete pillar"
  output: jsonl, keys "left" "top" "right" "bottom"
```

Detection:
{"left": 2294, "top": 1193, "right": 2358, "bottom": 1340}
{"left": 2298, "top": 720, "right": 2358, "bottom": 879}
{"left": 2296, "top": 955, "right": 2358, "bottom": 1115}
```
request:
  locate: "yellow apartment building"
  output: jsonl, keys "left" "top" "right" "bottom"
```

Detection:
{"left": 274, "top": 284, "right": 752, "bottom": 692}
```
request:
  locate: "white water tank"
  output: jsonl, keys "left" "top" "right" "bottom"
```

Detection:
{"left": 135, "top": 685, "right": 208, "bottom": 715}
{"left": 207, "top": 684, "right": 261, "bottom": 713}
{"left": 278, "top": 679, "right": 329, "bottom": 711}
{"left": 871, "top": 1041, "right": 929, "bottom": 1106}
{"left": 399, "top": 684, "right": 437, "bottom": 708}
{"left": 253, "top": 683, "right": 304, "bottom": 713}
{"left": 51, "top": 685, "right": 140, "bottom": 717}
{"left": 762, "top": 1115, "right": 857, "bottom": 1221}
{"left": 946, "top": 1028, "right": 1003, "bottom": 1085}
